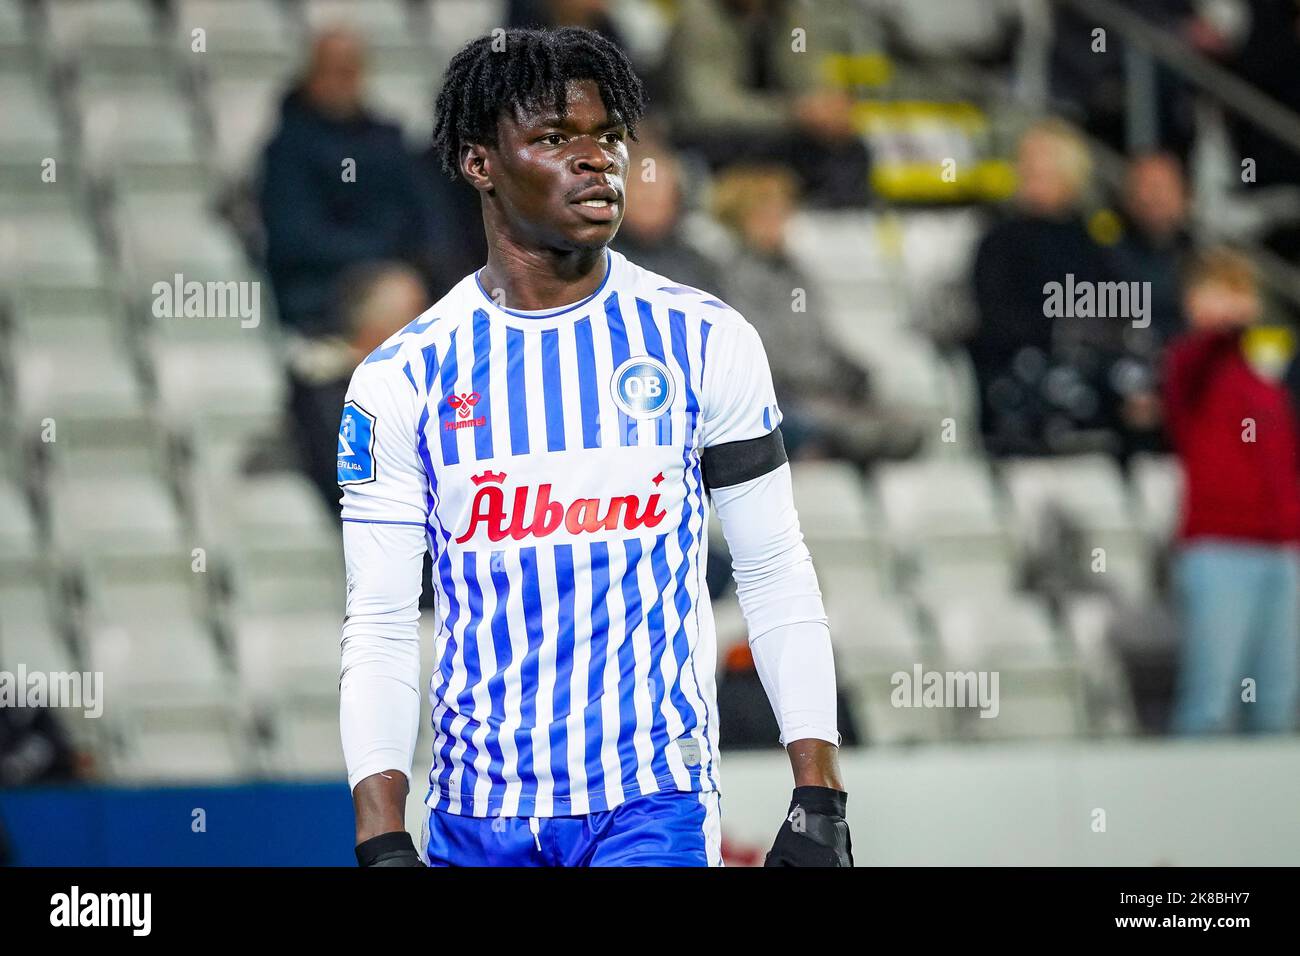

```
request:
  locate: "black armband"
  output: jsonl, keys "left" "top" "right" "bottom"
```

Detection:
{"left": 701, "top": 427, "right": 787, "bottom": 492}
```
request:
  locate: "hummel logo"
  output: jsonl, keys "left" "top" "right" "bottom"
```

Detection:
{"left": 448, "top": 391, "right": 480, "bottom": 419}
{"left": 445, "top": 391, "right": 486, "bottom": 431}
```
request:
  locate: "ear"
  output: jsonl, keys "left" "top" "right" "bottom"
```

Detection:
{"left": 461, "top": 142, "right": 493, "bottom": 194}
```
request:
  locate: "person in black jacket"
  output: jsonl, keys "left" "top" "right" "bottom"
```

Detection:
{"left": 259, "top": 27, "right": 435, "bottom": 338}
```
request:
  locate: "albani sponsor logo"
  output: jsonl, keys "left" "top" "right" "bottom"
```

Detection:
{"left": 456, "top": 470, "right": 668, "bottom": 543}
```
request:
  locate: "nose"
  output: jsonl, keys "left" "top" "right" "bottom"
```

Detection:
{"left": 570, "top": 136, "right": 614, "bottom": 175}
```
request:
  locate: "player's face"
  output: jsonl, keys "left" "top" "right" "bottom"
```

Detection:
{"left": 488, "top": 79, "right": 629, "bottom": 252}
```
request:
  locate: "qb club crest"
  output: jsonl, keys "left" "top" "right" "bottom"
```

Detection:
{"left": 610, "top": 355, "right": 674, "bottom": 420}
{"left": 338, "top": 400, "right": 376, "bottom": 485}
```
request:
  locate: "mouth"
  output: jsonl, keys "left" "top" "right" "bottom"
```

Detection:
{"left": 570, "top": 196, "right": 620, "bottom": 223}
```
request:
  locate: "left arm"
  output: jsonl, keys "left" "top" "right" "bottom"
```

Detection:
{"left": 699, "top": 314, "right": 852, "bottom": 866}
{"left": 708, "top": 454, "right": 843, "bottom": 790}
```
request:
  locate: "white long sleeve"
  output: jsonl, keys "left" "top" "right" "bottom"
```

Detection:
{"left": 338, "top": 520, "right": 426, "bottom": 792}
{"left": 711, "top": 462, "right": 840, "bottom": 747}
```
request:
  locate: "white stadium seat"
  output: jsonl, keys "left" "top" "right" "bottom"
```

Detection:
{"left": 77, "top": 83, "right": 206, "bottom": 188}
{"left": 48, "top": 472, "right": 185, "bottom": 566}
{"left": 874, "top": 457, "right": 1019, "bottom": 593}
{"left": 0, "top": 208, "right": 106, "bottom": 292}
{"left": 1130, "top": 452, "right": 1182, "bottom": 544}
{"left": 1001, "top": 454, "right": 1154, "bottom": 597}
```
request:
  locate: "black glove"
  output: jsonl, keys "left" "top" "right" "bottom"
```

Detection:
{"left": 355, "top": 831, "right": 426, "bottom": 867}
{"left": 764, "top": 786, "right": 853, "bottom": 867}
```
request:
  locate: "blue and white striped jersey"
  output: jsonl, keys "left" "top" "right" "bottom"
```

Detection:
{"left": 338, "top": 249, "right": 782, "bottom": 818}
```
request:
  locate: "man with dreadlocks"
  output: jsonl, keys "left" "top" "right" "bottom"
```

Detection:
{"left": 338, "top": 27, "right": 851, "bottom": 867}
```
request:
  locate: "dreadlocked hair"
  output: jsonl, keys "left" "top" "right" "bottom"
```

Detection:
{"left": 431, "top": 27, "right": 647, "bottom": 181}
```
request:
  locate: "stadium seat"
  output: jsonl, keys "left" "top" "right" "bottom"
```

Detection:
{"left": 174, "top": 0, "right": 298, "bottom": 61}
{"left": 874, "top": 457, "right": 1019, "bottom": 593}
{"left": 261, "top": 695, "right": 346, "bottom": 778}
{"left": 0, "top": 477, "right": 44, "bottom": 583}
{"left": 231, "top": 610, "right": 344, "bottom": 705}
{"left": 48, "top": 472, "right": 186, "bottom": 570}
{"left": 304, "top": 0, "right": 424, "bottom": 52}
{"left": 109, "top": 700, "right": 254, "bottom": 782}
{"left": 210, "top": 472, "right": 344, "bottom": 615}
{"left": 789, "top": 458, "right": 888, "bottom": 587}
{"left": 46, "top": 0, "right": 163, "bottom": 71}
{"left": 923, "top": 593, "right": 1087, "bottom": 739}
{"left": 1130, "top": 452, "right": 1182, "bottom": 544}
{"left": 12, "top": 340, "right": 166, "bottom": 476}
{"left": 5, "top": 287, "right": 129, "bottom": 349}
{"left": 204, "top": 76, "right": 285, "bottom": 180}
{"left": 426, "top": 0, "right": 506, "bottom": 61}
{"left": 827, "top": 591, "right": 952, "bottom": 744}
{"left": 369, "top": 60, "right": 437, "bottom": 146}
{"left": 0, "top": 73, "right": 66, "bottom": 187}
{"left": 76, "top": 82, "right": 207, "bottom": 190}
{"left": 149, "top": 337, "right": 286, "bottom": 439}
{"left": 0, "top": 207, "right": 106, "bottom": 293}
{"left": 113, "top": 192, "right": 252, "bottom": 300}
{"left": 0, "top": 579, "right": 72, "bottom": 676}
{"left": 1001, "top": 454, "right": 1154, "bottom": 597}
{"left": 1065, "top": 594, "right": 1140, "bottom": 736}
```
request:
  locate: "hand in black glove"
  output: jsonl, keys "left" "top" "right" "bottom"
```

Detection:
{"left": 355, "top": 831, "right": 426, "bottom": 867}
{"left": 764, "top": 786, "right": 852, "bottom": 867}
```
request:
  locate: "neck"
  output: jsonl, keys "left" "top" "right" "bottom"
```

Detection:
{"left": 478, "top": 234, "right": 609, "bottom": 311}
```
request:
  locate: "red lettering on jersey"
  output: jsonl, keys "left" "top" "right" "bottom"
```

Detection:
{"left": 458, "top": 472, "right": 671, "bottom": 543}
{"left": 457, "top": 484, "right": 507, "bottom": 543}
{"left": 529, "top": 484, "right": 564, "bottom": 537}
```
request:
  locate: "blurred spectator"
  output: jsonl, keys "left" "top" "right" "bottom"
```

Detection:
{"left": 1163, "top": 247, "right": 1300, "bottom": 735}
{"left": 259, "top": 27, "right": 435, "bottom": 337}
{"left": 1109, "top": 152, "right": 1195, "bottom": 452}
{"left": 711, "top": 165, "right": 915, "bottom": 467}
{"left": 668, "top": 0, "right": 869, "bottom": 207}
{"left": 612, "top": 137, "right": 724, "bottom": 294}
{"left": 0, "top": 698, "right": 79, "bottom": 787}
{"left": 508, "top": 0, "right": 627, "bottom": 48}
{"left": 289, "top": 262, "right": 428, "bottom": 510}
{"left": 966, "top": 119, "right": 1143, "bottom": 456}
{"left": 418, "top": 146, "right": 490, "bottom": 299}
{"left": 1226, "top": 0, "right": 1300, "bottom": 260}
{"left": 1048, "top": 0, "right": 1199, "bottom": 158}
{"left": 1116, "top": 152, "right": 1192, "bottom": 348}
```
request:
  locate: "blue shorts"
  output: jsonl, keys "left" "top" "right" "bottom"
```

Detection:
{"left": 420, "top": 790, "right": 723, "bottom": 867}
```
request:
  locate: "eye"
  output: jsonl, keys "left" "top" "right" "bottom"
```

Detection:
{"left": 600, "top": 130, "right": 625, "bottom": 145}
{"left": 539, "top": 133, "right": 566, "bottom": 146}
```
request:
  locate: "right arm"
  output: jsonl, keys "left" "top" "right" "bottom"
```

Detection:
{"left": 1162, "top": 329, "right": 1242, "bottom": 448}
{"left": 335, "top": 350, "right": 432, "bottom": 861}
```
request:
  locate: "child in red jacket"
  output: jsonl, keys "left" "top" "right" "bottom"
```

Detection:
{"left": 1163, "top": 247, "right": 1300, "bottom": 733}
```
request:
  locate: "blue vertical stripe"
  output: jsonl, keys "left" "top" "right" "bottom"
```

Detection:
{"left": 505, "top": 327, "right": 530, "bottom": 456}
{"left": 584, "top": 541, "right": 611, "bottom": 809}
{"left": 549, "top": 544, "right": 576, "bottom": 802}
{"left": 483, "top": 551, "right": 513, "bottom": 806}
{"left": 443, "top": 550, "right": 485, "bottom": 806}
{"left": 515, "top": 547, "right": 544, "bottom": 810}
{"left": 421, "top": 343, "right": 439, "bottom": 395}
{"left": 615, "top": 538, "right": 645, "bottom": 797}
{"left": 603, "top": 292, "right": 637, "bottom": 446}
{"left": 471, "top": 310, "right": 494, "bottom": 461}
{"left": 540, "top": 328, "right": 566, "bottom": 452}
{"left": 635, "top": 297, "right": 673, "bottom": 445}
{"left": 642, "top": 533, "right": 675, "bottom": 785}
{"left": 437, "top": 329, "right": 460, "bottom": 466}
{"left": 664, "top": 310, "right": 709, "bottom": 779}
{"left": 573, "top": 317, "right": 601, "bottom": 448}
